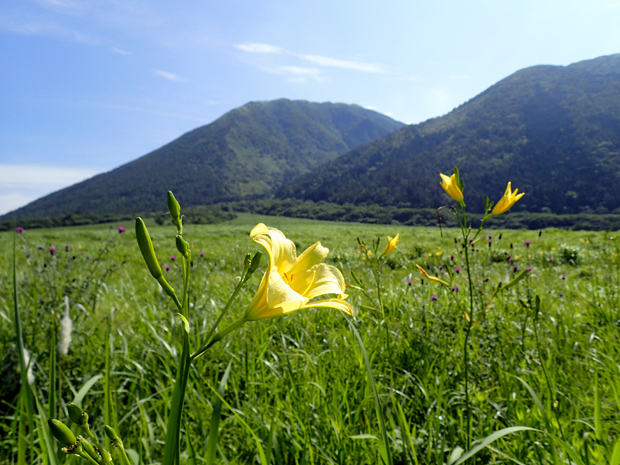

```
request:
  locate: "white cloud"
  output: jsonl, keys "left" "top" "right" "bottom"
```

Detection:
{"left": 234, "top": 43, "right": 285, "bottom": 54}
{"left": 234, "top": 42, "right": 388, "bottom": 75}
{"left": 0, "top": 165, "right": 102, "bottom": 215}
{"left": 263, "top": 65, "right": 324, "bottom": 82}
{"left": 298, "top": 54, "right": 387, "bottom": 74}
{"left": 153, "top": 70, "right": 189, "bottom": 82}
{"left": 110, "top": 47, "right": 132, "bottom": 55}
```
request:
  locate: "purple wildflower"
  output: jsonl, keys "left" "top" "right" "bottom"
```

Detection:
{"left": 200, "top": 252, "right": 205, "bottom": 257}
{"left": 454, "top": 267, "right": 460, "bottom": 274}
{"left": 525, "top": 266, "right": 532, "bottom": 271}
{"left": 452, "top": 286, "right": 459, "bottom": 292}
{"left": 49, "top": 247, "right": 56, "bottom": 256}
{"left": 524, "top": 241, "right": 531, "bottom": 247}
{"left": 15, "top": 226, "right": 24, "bottom": 234}
{"left": 165, "top": 265, "right": 171, "bottom": 271}
{"left": 487, "top": 234, "right": 492, "bottom": 239}
{"left": 118, "top": 226, "right": 126, "bottom": 233}
{"left": 513, "top": 265, "right": 518, "bottom": 272}
{"left": 170, "top": 255, "right": 176, "bottom": 261}
{"left": 450, "top": 254, "right": 455, "bottom": 260}
{"left": 430, "top": 295, "right": 437, "bottom": 302}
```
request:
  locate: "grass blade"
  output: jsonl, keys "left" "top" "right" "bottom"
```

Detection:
{"left": 205, "top": 359, "right": 232, "bottom": 465}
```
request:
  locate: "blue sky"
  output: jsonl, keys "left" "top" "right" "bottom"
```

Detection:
{"left": 2, "top": 0, "right": 620, "bottom": 215}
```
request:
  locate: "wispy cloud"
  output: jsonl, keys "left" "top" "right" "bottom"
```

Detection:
{"left": 0, "top": 165, "right": 101, "bottom": 188}
{"left": 153, "top": 70, "right": 189, "bottom": 82}
{"left": 234, "top": 43, "right": 285, "bottom": 54}
{"left": 110, "top": 47, "right": 132, "bottom": 55}
{"left": 235, "top": 42, "right": 388, "bottom": 75}
{"left": 298, "top": 54, "right": 386, "bottom": 74}
{"left": 263, "top": 65, "right": 324, "bottom": 83}
{"left": 0, "top": 165, "right": 103, "bottom": 215}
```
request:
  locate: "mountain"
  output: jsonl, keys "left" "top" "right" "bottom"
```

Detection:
{"left": 277, "top": 53, "right": 620, "bottom": 215}
{"left": 2, "top": 100, "right": 404, "bottom": 220}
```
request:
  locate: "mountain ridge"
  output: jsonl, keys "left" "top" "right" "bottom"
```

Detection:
{"left": 276, "top": 53, "right": 620, "bottom": 215}
{"left": 2, "top": 99, "right": 404, "bottom": 220}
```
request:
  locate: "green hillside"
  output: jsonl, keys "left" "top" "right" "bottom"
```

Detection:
{"left": 277, "top": 53, "right": 620, "bottom": 215}
{"left": 2, "top": 99, "right": 403, "bottom": 221}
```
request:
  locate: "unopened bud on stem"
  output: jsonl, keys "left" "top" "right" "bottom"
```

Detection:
{"left": 167, "top": 191, "right": 182, "bottom": 232}
{"left": 135, "top": 218, "right": 163, "bottom": 279}
{"left": 48, "top": 419, "right": 77, "bottom": 446}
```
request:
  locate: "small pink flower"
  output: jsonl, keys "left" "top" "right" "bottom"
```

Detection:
{"left": 170, "top": 255, "right": 176, "bottom": 261}
{"left": 524, "top": 241, "right": 531, "bottom": 247}
{"left": 49, "top": 247, "right": 56, "bottom": 256}
{"left": 487, "top": 234, "right": 492, "bottom": 239}
{"left": 118, "top": 226, "right": 126, "bottom": 233}
{"left": 525, "top": 266, "right": 532, "bottom": 271}
{"left": 450, "top": 254, "right": 455, "bottom": 260}
{"left": 454, "top": 267, "right": 460, "bottom": 273}
{"left": 15, "top": 227, "right": 24, "bottom": 234}
{"left": 165, "top": 265, "right": 171, "bottom": 271}
{"left": 430, "top": 295, "right": 437, "bottom": 302}
{"left": 200, "top": 252, "right": 205, "bottom": 257}
{"left": 452, "top": 286, "right": 458, "bottom": 292}
{"left": 513, "top": 265, "right": 518, "bottom": 272}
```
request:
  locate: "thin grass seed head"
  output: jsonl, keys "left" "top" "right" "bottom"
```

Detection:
{"left": 58, "top": 296, "right": 73, "bottom": 357}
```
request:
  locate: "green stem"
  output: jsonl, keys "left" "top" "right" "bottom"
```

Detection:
{"left": 192, "top": 270, "right": 250, "bottom": 360}
{"left": 192, "top": 316, "right": 246, "bottom": 361}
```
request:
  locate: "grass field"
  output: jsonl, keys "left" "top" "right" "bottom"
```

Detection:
{"left": 1, "top": 213, "right": 619, "bottom": 464}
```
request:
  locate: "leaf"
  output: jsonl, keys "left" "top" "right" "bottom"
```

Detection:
{"left": 205, "top": 360, "right": 232, "bottom": 465}
{"left": 72, "top": 374, "right": 104, "bottom": 409}
{"left": 452, "top": 427, "right": 537, "bottom": 465}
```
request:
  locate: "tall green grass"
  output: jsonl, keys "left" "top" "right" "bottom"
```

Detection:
{"left": 1, "top": 216, "right": 619, "bottom": 463}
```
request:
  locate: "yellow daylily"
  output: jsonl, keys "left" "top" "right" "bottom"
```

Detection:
{"left": 415, "top": 264, "right": 449, "bottom": 286}
{"left": 383, "top": 234, "right": 399, "bottom": 255}
{"left": 245, "top": 224, "right": 353, "bottom": 320}
{"left": 439, "top": 173, "right": 464, "bottom": 203}
{"left": 492, "top": 182, "right": 524, "bottom": 215}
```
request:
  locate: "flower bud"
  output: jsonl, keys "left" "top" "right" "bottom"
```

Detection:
{"left": 248, "top": 251, "right": 262, "bottom": 274}
{"left": 243, "top": 253, "right": 252, "bottom": 269}
{"left": 176, "top": 235, "right": 190, "bottom": 259}
{"left": 104, "top": 425, "right": 118, "bottom": 441}
{"left": 67, "top": 403, "right": 84, "bottom": 425}
{"left": 48, "top": 419, "right": 77, "bottom": 446}
{"left": 77, "top": 435, "right": 99, "bottom": 462}
{"left": 135, "top": 218, "right": 163, "bottom": 279}
{"left": 167, "top": 191, "right": 182, "bottom": 230}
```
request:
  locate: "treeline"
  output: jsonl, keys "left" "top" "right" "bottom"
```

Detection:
{"left": 231, "top": 199, "right": 620, "bottom": 230}
{"left": 5, "top": 199, "right": 620, "bottom": 232}
{"left": 0, "top": 206, "right": 236, "bottom": 232}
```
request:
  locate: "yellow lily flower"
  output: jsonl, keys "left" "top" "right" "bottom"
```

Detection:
{"left": 492, "top": 182, "right": 524, "bottom": 215}
{"left": 415, "top": 264, "right": 449, "bottom": 286}
{"left": 383, "top": 234, "right": 399, "bottom": 255}
{"left": 439, "top": 173, "right": 464, "bottom": 203}
{"left": 245, "top": 224, "right": 353, "bottom": 320}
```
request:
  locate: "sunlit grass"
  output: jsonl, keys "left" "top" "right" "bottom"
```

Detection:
{"left": 1, "top": 214, "right": 619, "bottom": 464}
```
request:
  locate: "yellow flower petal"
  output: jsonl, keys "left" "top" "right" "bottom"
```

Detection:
{"left": 415, "top": 264, "right": 449, "bottom": 286}
{"left": 245, "top": 224, "right": 353, "bottom": 321}
{"left": 439, "top": 173, "right": 464, "bottom": 203}
{"left": 383, "top": 234, "right": 399, "bottom": 255}
{"left": 491, "top": 182, "right": 525, "bottom": 215}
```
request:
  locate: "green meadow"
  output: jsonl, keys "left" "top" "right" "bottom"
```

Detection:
{"left": 1, "top": 213, "right": 619, "bottom": 464}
